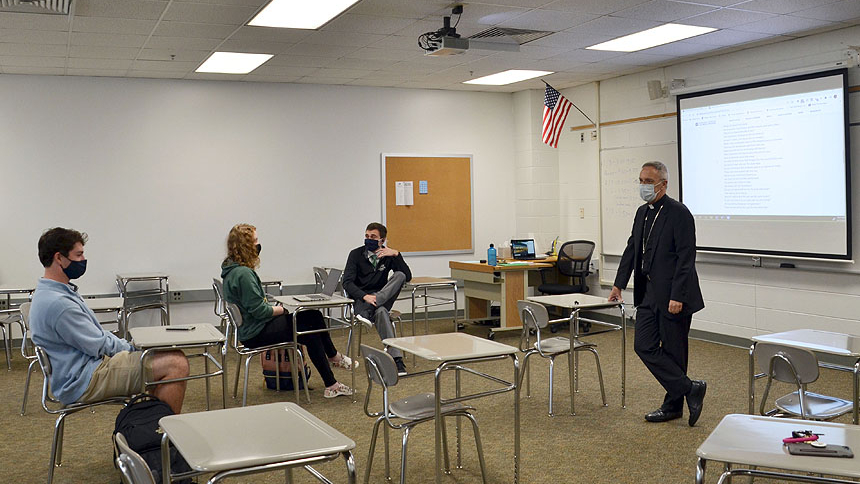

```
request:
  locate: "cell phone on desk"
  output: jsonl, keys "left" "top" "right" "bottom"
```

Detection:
{"left": 165, "top": 326, "right": 195, "bottom": 331}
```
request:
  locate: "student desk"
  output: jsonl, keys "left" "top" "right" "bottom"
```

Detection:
{"left": 696, "top": 414, "right": 860, "bottom": 484}
{"left": 749, "top": 329, "right": 860, "bottom": 423}
{"left": 159, "top": 402, "right": 356, "bottom": 484}
{"left": 84, "top": 296, "right": 125, "bottom": 335}
{"left": 383, "top": 332, "right": 521, "bottom": 484}
{"left": 0, "top": 285, "right": 34, "bottom": 370}
{"left": 449, "top": 259, "right": 554, "bottom": 338}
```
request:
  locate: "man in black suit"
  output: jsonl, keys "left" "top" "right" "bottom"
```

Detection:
{"left": 609, "top": 161, "right": 707, "bottom": 427}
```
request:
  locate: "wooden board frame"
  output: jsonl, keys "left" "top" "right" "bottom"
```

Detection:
{"left": 381, "top": 153, "right": 474, "bottom": 256}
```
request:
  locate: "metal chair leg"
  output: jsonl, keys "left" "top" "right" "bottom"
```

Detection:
{"left": 232, "top": 353, "right": 242, "bottom": 398}
{"left": 548, "top": 356, "right": 555, "bottom": 416}
{"left": 293, "top": 347, "right": 311, "bottom": 404}
{"left": 440, "top": 417, "right": 451, "bottom": 473}
{"left": 383, "top": 421, "right": 391, "bottom": 482}
{"left": 21, "top": 358, "right": 37, "bottom": 415}
{"left": 48, "top": 412, "right": 68, "bottom": 483}
{"left": 242, "top": 355, "right": 253, "bottom": 407}
{"left": 399, "top": 427, "right": 411, "bottom": 484}
{"left": 586, "top": 348, "right": 607, "bottom": 406}
{"left": 464, "top": 413, "right": 488, "bottom": 484}
{"left": 1, "top": 325, "right": 10, "bottom": 370}
{"left": 364, "top": 417, "right": 384, "bottom": 484}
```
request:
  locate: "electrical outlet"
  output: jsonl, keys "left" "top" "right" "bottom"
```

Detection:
{"left": 579, "top": 208, "right": 585, "bottom": 219}
{"left": 580, "top": 132, "right": 585, "bottom": 143}
{"left": 171, "top": 291, "right": 183, "bottom": 302}
{"left": 0, "top": 299, "right": 7, "bottom": 310}
{"left": 590, "top": 130, "right": 597, "bottom": 141}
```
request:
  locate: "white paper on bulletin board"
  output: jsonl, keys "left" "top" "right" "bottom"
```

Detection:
{"left": 395, "top": 181, "right": 414, "bottom": 206}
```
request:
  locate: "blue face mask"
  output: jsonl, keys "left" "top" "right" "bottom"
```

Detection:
{"left": 364, "top": 238, "right": 379, "bottom": 252}
{"left": 62, "top": 258, "right": 87, "bottom": 280}
{"left": 639, "top": 183, "right": 658, "bottom": 203}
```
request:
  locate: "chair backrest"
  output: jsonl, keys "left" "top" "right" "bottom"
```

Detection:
{"left": 212, "top": 278, "right": 226, "bottom": 317}
{"left": 225, "top": 302, "right": 243, "bottom": 328}
{"left": 313, "top": 267, "right": 328, "bottom": 293}
{"left": 556, "top": 240, "right": 595, "bottom": 278}
{"left": 19, "top": 302, "right": 33, "bottom": 356}
{"left": 517, "top": 300, "right": 549, "bottom": 330}
{"left": 19, "top": 301, "right": 31, "bottom": 327}
{"left": 755, "top": 342, "right": 819, "bottom": 384}
{"left": 35, "top": 345, "right": 52, "bottom": 379}
{"left": 361, "top": 344, "right": 398, "bottom": 387}
{"left": 115, "top": 433, "right": 157, "bottom": 484}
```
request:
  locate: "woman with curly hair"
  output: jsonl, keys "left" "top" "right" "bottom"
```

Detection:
{"left": 220, "top": 223, "right": 355, "bottom": 398}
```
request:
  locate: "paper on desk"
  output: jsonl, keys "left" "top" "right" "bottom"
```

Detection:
{"left": 395, "top": 181, "right": 414, "bottom": 206}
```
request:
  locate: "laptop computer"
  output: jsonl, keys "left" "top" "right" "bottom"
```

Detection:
{"left": 293, "top": 268, "right": 342, "bottom": 302}
{"left": 510, "top": 239, "right": 547, "bottom": 260}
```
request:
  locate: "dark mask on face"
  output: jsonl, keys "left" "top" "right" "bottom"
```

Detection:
{"left": 255, "top": 243, "right": 261, "bottom": 255}
{"left": 364, "top": 239, "right": 379, "bottom": 252}
{"left": 62, "top": 258, "right": 87, "bottom": 280}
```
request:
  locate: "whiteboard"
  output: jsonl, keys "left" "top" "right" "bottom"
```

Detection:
{"left": 599, "top": 143, "right": 679, "bottom": 256}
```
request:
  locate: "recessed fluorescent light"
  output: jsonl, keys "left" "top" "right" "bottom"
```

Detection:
{"left": 249, "top": 0, "right": 361, "bottom": 29}
{"left": 464, "top": 69, "right": 553, "bottom": 86}
{"left": 586, "top": 23, "right": 716, "bottom": 52}
{"left": 196, "top": 52, "right": 273, "bottom": 74}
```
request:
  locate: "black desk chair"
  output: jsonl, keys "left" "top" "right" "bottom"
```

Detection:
{"left": 538, "top": 240, "right": 595, "bottom": 332}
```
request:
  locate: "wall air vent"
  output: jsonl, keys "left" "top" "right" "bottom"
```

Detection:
{"left": 0, "top": 0, "right": 70, "bottom": 15}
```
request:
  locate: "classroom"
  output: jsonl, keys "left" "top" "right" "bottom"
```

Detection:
{"left": 1, "top": 0, "right": 860, "bottom": 483}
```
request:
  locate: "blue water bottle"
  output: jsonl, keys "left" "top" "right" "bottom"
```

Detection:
{"left": 487, "top": 243, "right": 497, "bottom": 266}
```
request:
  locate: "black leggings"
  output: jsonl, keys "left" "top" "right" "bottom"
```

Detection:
{"left": 243, "top": 310, "right": 338, "bottom": 387}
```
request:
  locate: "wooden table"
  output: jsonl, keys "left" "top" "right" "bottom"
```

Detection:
{"left": 449, "top": 259, "right": 554, "bottom": 338}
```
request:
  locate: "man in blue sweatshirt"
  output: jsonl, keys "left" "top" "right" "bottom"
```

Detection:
{"left": 29, "top": 228, "right": 189, "bottom": 414}
{"left": 343, "top": 222, "right": 412, "bottom": 376}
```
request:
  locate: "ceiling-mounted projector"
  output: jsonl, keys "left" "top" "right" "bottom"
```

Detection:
{"left": 418, "top": 5, "right": 552, "bottom": 57}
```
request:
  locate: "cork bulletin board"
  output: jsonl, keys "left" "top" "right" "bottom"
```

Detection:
{"left": 381, "top": 154, "right": 473, "bottom": 255}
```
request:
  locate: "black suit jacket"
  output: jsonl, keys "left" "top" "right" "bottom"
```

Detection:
{"left": 614, "top": 196, "right": 704, "bottom": 317}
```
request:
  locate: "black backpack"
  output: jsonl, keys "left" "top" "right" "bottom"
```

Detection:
{"left": 114, "top": 394, "right": 193, "bottom": 484}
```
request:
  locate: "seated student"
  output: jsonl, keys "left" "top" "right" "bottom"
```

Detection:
{"left": 343, "top": 222, "right": 412, "bottom": 376}
{"left": 29, "top": 228, "right": 189, "bottom": 414}
{"left": 220, "top": 223, "right": 355, "bottom": 399}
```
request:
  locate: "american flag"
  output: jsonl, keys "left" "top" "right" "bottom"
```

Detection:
{"left": 542, "top": 83, "right": 572, "bottom": 148}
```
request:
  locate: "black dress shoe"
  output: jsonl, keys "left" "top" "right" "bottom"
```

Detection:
{"left": 644, "top": 408, "right": 682, "bottom": 422}
{"left": 686, "top": 380, "right": 707, "bottom": 427}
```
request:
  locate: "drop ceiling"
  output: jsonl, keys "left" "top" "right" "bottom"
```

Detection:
{"left": 0, "top": 0, "right": 857, "bottom": 92}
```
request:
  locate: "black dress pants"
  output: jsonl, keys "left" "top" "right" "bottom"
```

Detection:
{"left": 633, "top": 299, "right": 693, "bottom": 412}
{"left": 243, "top": 310, "right": 338, "bottom": 387}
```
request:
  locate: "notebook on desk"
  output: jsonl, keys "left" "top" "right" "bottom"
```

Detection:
{"left": 294, "top": 269, "right": 342, "bottom": 302}
{"left": 510, "top": 239, "right": 547, "bottom": 260}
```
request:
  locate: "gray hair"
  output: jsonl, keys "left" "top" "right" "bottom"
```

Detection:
{"left": 642, "top": 161, "right": 669, "bottom": 182}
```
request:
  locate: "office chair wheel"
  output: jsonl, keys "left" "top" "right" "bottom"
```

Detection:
{"left": 487, "top": 330, "right": 495, "bottom": 340}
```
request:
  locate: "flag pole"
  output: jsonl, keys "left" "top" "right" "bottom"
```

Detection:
{"left": 543, "top": 81, "right": 595, "bottom": 126}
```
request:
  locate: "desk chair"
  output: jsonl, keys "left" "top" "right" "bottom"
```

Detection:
{"left": 517, "top": 300, "right": 606, "bottom": 416}
{"left": 756, "top": 342, "right": 853, "bottom": 420}
{"left": 1, "top": 309, "right": 26, "bottom": 370}
{"left": 211, "top": 279, "right": 228, "bottom": 333}
{"left": 360, "top": 344, "right": 487, "bottom": 484}
{"left": 114, "top": 433, "right": 156, "bottom": 484}
{"left": 538, "top": 240, "right": 595, "bottom": 332}
{"left": 223, "top": 302, "right": 309, "bottom": 406}
{"left": 18, "top": 302, "right": 40, "bottom": 415}
{"left": 35, "top": 345, "right": 127, "bottom": 484}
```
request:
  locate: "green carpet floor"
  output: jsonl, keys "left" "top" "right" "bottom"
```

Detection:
{"left": 0, "top": 319, "right": 853, "bottom": 483}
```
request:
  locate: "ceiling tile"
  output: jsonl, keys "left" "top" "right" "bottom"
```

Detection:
{"left": 546, "top": 48, "right": 625, "bottom": 63}
{"left": 301, "top": 30, "right": 387, "bottom": 48}
{"left": 132, "top": 59, "right": 199, "bottom": 71}
{"left": 640, "top": 39, "right": 723, "bottom": 55}
{"left": 322, "top": 13, "right": 416, "bottom": 35}
{"left": 349, "top": 0, "right": 450, "bottom": 19}
{"left": 293, "top": 76, "right": 355, "bottom": 84}
{"left": 283, "top": 43, "right": 361, "bottom": 57}
{"left": 683, "top": 7, "right": 777, "bottom": 28}
{"left": 529, "top": 31, "right": 614, "bottom": 49}
{"left": 683, "top": 28, "right": 777, "bottom": 45}
{"left": 172, "top": 0, "right": 266, "bottom": 6}
{"left": 1, "top": 66, "right": 65, "bottom": 74}
{"left": 162, "top": 3, "right": 258, "bottom": 24}
{"left": 376, "top": 60, "right": 440, "bottom": 74}
{"left": 0, "top": 12, "right": 70, "bottom": 30}
{"left": 242, "top": 74, "right": 302, "bottom": 82}
{"left": 0, "top": 43, "right": 66, "bottom": 56}
{"left": 153, "top": 21, "right": 237, "bottom": 39}
{"left": 127, "top": 70, "right": 187, "bottom": 78}
{"left": 68, "top": 45, "right": 140, "bottom": 59}
{"left": 734, "top": 0, "right": 838, "bottom": 14}
{"left": 366, "top": 35, "right": 418, "bottom": 51}
{"left": 312, "top": 67, "right": 375, "bottom": 78}
{"left": 331, "top": 57, "right": 397, "bottom": 69}
{"left": 543, "top": 0, "right": 653, "bottom": 15}
{"left": 137, "top": 49, "right": 212, "bottom": 62}
{"left": 186, "top": 71, "right": 246, "bottom": 80}
{"left": 67, "top": 57, "right": 133, "bottom": 69}
{"left": 518, "top": 44, "right": 575, "bottom": 59}
{"left": 668, "top": 0, "right": 750, "bottom": 6}
{"left": 564, "top": 15, "right": 662, "bottom": 37}
{"left": 498, "top": 8, "right": 598, "bottom": 31}
{"left": 70, "top": 32, "right": 149, "bottom": 48}
{"left": 612, "top": 0, "right": 718, "bottom": 21}
{"left": 251, "top": 65, "right": 318, "bottom": 77}
{"left": 63, "top": 68, "right": 127, "bottom": 77}
{"left": 451, "top": 4, "right": 532, "bottom": 26}
{"left": 0, "top": 55, "right": 66, "bottom": 67}
{"left": 144, "top": 36, "right": 223, "bottom": 51}
{"left": 216, "top": 39, "right": 292, "bottom": 54}
{"left": 731, "top": 13, "right": 835, "bottom": 34}
{"left": 0, "top": 29, "right": 68, "bottom": 45}
{"left": 600, "top": 51, "right": 676, "bottom": 65}
{"left": 265, "top": 54, "right": 338, "bottom": 67}
{"left": 75, "top": 0, "right": 169, "bottom": 20}
{"left": 72, "top": 17, "right": 158, "bottom": 35}
{"left": 347, "top": 78, "right": 401, "bottom": 87}
{"left": 793, "top": 0, "right": 860, "bottom": 21}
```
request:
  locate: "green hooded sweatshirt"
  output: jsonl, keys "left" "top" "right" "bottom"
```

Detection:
{"left": 220, "top": 259, "right": 273, "bottom": 343}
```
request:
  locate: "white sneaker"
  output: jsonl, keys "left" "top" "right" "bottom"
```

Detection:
{"left": 355, "top": 314, "right": 373, "bottom": 328}
{"left": 324, "top": 382, "right": 354, "bottom": 399}
{"left": 330, "top": 354, "right": 358, "bottom": 370}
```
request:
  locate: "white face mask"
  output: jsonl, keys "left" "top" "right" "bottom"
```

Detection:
{"left": 639, "top": 183, "right": 659, "bottom": 203}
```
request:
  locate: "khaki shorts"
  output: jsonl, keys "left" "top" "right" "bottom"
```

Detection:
{"left": 79, "top": 351, "right": 153, "bottom": 403}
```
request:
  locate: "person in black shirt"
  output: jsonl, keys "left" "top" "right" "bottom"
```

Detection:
{"left": 343, "top": 222, "right": 412, "bottom": 375}
{"left": 609, "top": 161, "right": 707, "bottom": 426}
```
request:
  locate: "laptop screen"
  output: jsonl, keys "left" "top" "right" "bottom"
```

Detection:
{"left": 322, "top": 269, "right": 342, "bottom": 296}
{"left": 510, "top": 239, "right": 536, "bottom": 259}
